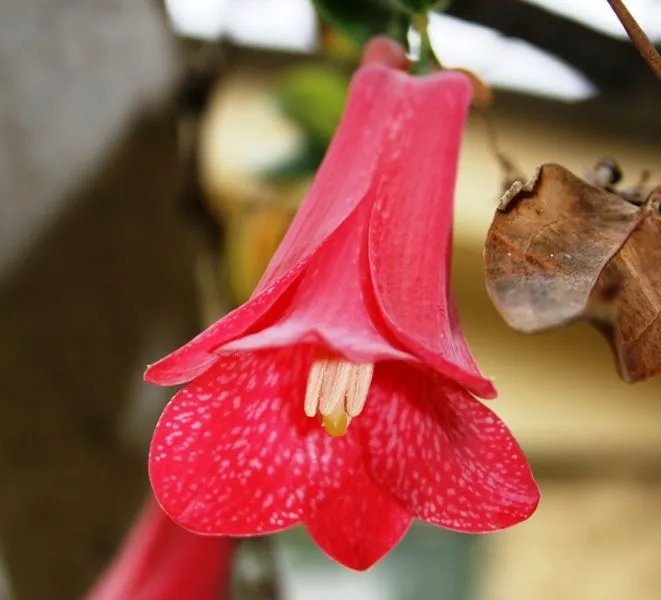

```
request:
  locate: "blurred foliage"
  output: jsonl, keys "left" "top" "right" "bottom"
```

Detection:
{"left": 396, "top": 0, "right": 449, "bottom": 13}
{"left": 273, "top": 66, "right": 350, "bottom": 148}
{"left": 319, "top": 25, "right": 364, "bottom": 62}
{"left": 312, "top": 0, "right": 441, "bottom": 50}
{"left": 265, "top": 65, "right": 350, "bottom": 182}
{"left": 312, "top": 0, "right": 395, "bottom": 48}
{"left": 262, "top": 143, "right": 328, "bottom": 182}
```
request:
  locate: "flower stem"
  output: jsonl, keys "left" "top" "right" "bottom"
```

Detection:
{"left": 605, "top": 0, "right": 661, "bottom": 81}
{"left": 478, "top": 107, "right": 525, "bottom": 193}
{"left": 411, "top": 12, "right": 438, "bottom": 74}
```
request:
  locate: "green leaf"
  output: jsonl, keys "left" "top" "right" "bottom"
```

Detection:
{"left": 386, "top": 10, "right": 410, "bottom": 46}
{"left": 272, "top": 65, "right": 350, "bottom": 147}
{"left": 396, "top": 0, "right": 426, "bottom": 11}
{"left": 395, "top": 0, "right": 449, "bottom": 12}
{"left": 312, "top": 0, "right": 395, "bottom": 47}
{"left": 261, "top": 141, "right": 327, "bottom": 182}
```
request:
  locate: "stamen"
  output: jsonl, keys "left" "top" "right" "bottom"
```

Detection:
{"left": 319, "top": 361, "right": 352, "bottom": 416}
{"left": 346, "top": 363, "right": 374, "bottom": 417}
{"left": 304, "top": 358, "right": 374, "bottom": 437}
{"left": 304, "top": 361, "right": 326, "bottom": 417}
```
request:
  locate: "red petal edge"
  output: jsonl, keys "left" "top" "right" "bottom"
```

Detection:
{"left": 362, "top": 363, "right": 540, "bottom": 532}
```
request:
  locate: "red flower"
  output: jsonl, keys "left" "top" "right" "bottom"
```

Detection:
{"left": 146, "top": 64, "right": 539, "bottom": 571}
{"left": 84, "top": 499, "right": 234, "bottom": 600}
{"left": 85, "top": 500, "right": 235, "bottom": 600}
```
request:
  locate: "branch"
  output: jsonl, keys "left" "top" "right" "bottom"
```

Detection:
{"left": 605, "top": 0, "right": 661, "bottom": 81}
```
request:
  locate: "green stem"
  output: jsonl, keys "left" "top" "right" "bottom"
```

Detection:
{"left": 410, "top": 12, "right": 439, "bottom": 74}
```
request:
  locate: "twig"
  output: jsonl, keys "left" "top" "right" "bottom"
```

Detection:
{"left": 477, "top": 107, "right": 525, "bottom": 194}
{"left": 605, "top": 0, "right": 661, "bottom": 81}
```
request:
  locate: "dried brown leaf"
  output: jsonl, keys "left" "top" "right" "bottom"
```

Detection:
{"left": 484, "top": 163, "right": 661, "bottom": 382}
{"left": 589, "top": 191, "right": 661, "bottom": 381}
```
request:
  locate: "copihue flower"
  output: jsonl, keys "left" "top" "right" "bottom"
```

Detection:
{"left": 84, "top": 499, "right": 234, "bottom": 600}
{"left": 145, "top": 57, "right": 539, "bottom": 570}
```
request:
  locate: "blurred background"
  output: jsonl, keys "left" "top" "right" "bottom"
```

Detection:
{"left": 1, "top": 0, "right": 661, "bottom": 598}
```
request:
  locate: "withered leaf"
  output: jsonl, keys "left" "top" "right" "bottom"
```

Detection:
{"left": 590, "top": 193, "right": 661, "bottom": 382}
{"left": 484, "top": 164, "right": 641, "bottom": 332}
{"left": 484, "top": 163, "right": 661, "bottom": 383}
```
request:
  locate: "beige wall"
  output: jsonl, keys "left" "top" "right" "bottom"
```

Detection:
{"left": 478, "top": 480, "right": 661, "bottom": 600}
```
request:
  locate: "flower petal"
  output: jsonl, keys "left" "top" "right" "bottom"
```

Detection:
{"left": 254, "top": 64, "right": 405, "bottom": 294}
{"left": 363, "top": 363, "right": 539, "bottom": 532}
{"left": 144, "top": 264, "right": 307, "bottom": 386}
{"left": 220, "top": 198, "right": 414, "bottom": 364}
{"left": 84, "top": 499, "right": 234, "bottom": 600}
{"left": 367, "top": 70, "right": 496, "bottom": 399}
{"left": 145, "top": 64, "right": 406, "bottom": 387}
{"left": 149, "top": 347, "right": 366, "bottom": 536}
{"left": 305, "top": 460, "right": 412, "bottom": 571}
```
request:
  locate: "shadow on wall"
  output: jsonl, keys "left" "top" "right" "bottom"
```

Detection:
{"left": 0, "top": 108, "right": 198, "bottom": 600}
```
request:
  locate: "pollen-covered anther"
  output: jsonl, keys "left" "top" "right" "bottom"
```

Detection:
{"left": 304, "top": 359, "right": 374, "bottom": 437}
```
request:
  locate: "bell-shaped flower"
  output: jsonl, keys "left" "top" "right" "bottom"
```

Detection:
{"left": 145, "top": 63, "right": 540, "bottom": 571}
{"left": 84, "top": 499, "right": 234, "bottom": 600}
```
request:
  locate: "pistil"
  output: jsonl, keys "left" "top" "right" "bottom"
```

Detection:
{"left": 304, "top": 359, "right": 374, "bottom": 437}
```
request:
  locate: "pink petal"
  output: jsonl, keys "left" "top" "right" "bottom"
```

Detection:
{"left": 144, "top": 264, "right": 307, "bottom": 386}
{"left": 84, "top": 499, "right": 234, "bottom": 600}
{"left": 362, "top": 363, "right": 540, "bottom": 532}
{"left": 367, "top": 70, "right": 496, "bottom": 399}
{"left": 254, "top": 65, "right": 404, "bottom": 294}
{"left": 305, "top": 460, "right": 412, "bottom": 571}
{"left": 220, "top": 197, "right": 414, "bottom": 364}
{"left": 145, "top": 65, "right": 405, "bottom": 387}
{"left": 149, "top": 347, "right": 367, "bottom": 536}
